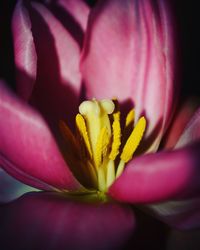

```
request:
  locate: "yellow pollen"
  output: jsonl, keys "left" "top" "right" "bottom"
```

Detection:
{"left": 60, "top": 99, "right": 146, "bottom": 193}
{"left": 94, "top": 126, "right": 110, "bottom": 168}
{"left": 109, "top": 112, "right": 121, "bottom": 160}
{"left": 120, "top": 117, "right": 146, "bottom": 163}
{"left": 76, "top": 114, "right": 93, "bottom": 158}
{"left": 125, "top": 109, "right": 135, "bottom": 127}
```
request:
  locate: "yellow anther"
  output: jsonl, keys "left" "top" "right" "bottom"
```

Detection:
{"left": 120, "top": 116, "right": 146, "bottom": 163}
{"left": 109, "top": 112, "right": 121, "bottom": 160}
{"left": 94, "top": 127, "right": 110, "bottom": 168}
{"left": 75, "top": 114, "right": 93, "bottom": 158}
{"left": 125, "top": 109, "right": 135, "bottom": 127}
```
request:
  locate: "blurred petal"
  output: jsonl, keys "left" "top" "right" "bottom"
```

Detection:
{"left": 0, "top": 192, "right": 135, "bottom": 250}
{"left": 0, "top": 82, "right": 81, "bottom": 191}
{"left": 12, "top": 0, "right": 37, "bottom": 100}
{"left": 162, "top": 97, "right": 200, "bottom": 149}
{"left": 81, "top": 0, "right": 177, "bottom": 145}
{"left": 109, "top": 142, "right": 200, "bottom": 203}
{"left": 147, "top": 197, "right": 200, "bottom": 230}
{"left": 0, "top": 168, "right": 37, "bottom": 203}
{"left": 175, "top": 107, "right": 200, "bottom": 148}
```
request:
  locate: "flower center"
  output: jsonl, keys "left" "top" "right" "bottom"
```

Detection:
{"left": 60, "top": 99, "right": 146, "bottom": 193}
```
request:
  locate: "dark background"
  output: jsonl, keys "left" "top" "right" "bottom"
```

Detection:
{"left": 0, "top": 0, "right": 199, "bottom": 97}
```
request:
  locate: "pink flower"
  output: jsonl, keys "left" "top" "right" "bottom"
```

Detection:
{"left": 0, "top": 0, "right": 200, "bottom": 248}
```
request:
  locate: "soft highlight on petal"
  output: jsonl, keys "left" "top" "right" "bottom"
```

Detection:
{"left": 26, "top": 1, "right": 82, "bottom": 131}
{"left": 0, "top": 82, "right": 81, "bottom": 191}
{"left": 81, "top": 0, "right": 177, "bottom": 148}
{"left": 12, "top": 0, "right": 37, "bottom": 100}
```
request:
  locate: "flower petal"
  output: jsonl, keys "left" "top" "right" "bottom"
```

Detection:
{"left": 0, "top": 168, "right": 37, "bottom": 203}
{"left": 109, "top": 142, "right": 200, "bottom": 203}
{"left": 81, "top": 0, "right": 177, "bottom": 146}
{"left": 147, "top": 196, "right": 200, "bottom": 230}
{"left": 0, "top": 82, "right": 81, "bottom": 191}
{"left": 0, "top": 192, "right": 135, "bottom": 250}
{"left": 13, "top": 1, "right": 82, "bottom": 130}
{"left": 162, "top": 98, "right": 199, "bottom": 149}
{"left": 49, "top": 0, "right": 89, "bottom": 32}
{"left": 175, "top": 107, "right": 200, "bottom": 149}
{"left": 12, "top": 0, "right": 37, "bottom": 100}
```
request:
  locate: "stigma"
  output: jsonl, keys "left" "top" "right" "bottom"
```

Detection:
{"left": 60, "top": 99, "right": 146, "bottom": 193}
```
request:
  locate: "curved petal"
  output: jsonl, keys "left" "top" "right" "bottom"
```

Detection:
{"left": 51, "top": 0, "right": 90, "bottom": 32}
{"left": 162, "top": 98, "right": 199, "bottom": 149}
{"left": 45, "top": 0, "right": 90, "bottom": 47}
{"left": 14, "top": 1, "right": 82, "bottom": 131}
{"left": 175, "top": 107, "right": 200, "bottom": 149}
{"left": 0, "top": 82, "right": 81, "bottom": 191}
{"left": 81, "top": 0, "right": 177, "bottom": 146}
{"left": 0, "top": 168, "right": 37, "bottom": 203}
{"left": 12, "top": 0, "right": 37, "bottom": 100}
{"left": 0, "top": 192, "right": 135, "bottom": 250}
{"left": 109, "top": 142, "right": 200, "bottom": 203}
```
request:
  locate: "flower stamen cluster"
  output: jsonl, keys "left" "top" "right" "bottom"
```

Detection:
{"left": 60, "top": 99, "right": 146, "bottom": 193}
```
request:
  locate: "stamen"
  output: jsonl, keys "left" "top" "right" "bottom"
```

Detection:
{"left": 94, "top": 127, "right": 110, "bottom": 168}
{"left": 76, "top": 114, "right": 93, "bottom": 158}
{"left": 60, "top": 99, "right": 146, "bottom": 194}
{"left": 106, "top": 159, "right": 115, "bottom": 187}
{"left": 120, "top": 116, "right": 146, "bottom": 163}
{"left": 125, "top": 109, "right": 135, "bottom": 127}
{"left": 109, "top": 112, "right": 121, "bottom": 160}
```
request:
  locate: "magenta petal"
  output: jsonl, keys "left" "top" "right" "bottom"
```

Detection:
{"left": 162, "top": 98, "right": 199, "bottom": 149}
{"left": 109, "top": 143, "right": 200, "bottom": 203}
{"left": 54, "top": 0, "right": 89, "bottom": 31}
{"left": 81, "top": 0, "right": 177, "bottom": 141}
{"left": 0, "top": 192, "right": 135, "bottom": 250}
{"left": 0, "top": 82, "right": 81, "bottom": 191}
{"left": 0, "top": 168, "right": 37, "bottom": 203}
{"left": 12, "top": 0, "right": 37, "bottom": 100}
{"left": 175, "top": 107, "right": 200, "bottom": 148}
{"left": 24, "top": 1, "right": 82, "bottom": 130}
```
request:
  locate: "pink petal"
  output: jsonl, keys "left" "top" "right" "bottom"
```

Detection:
{"left": 45, "top": 0, "right": 90, "bottom": 47}
{"left": 162, "top": 98, "right": 199, "bottom": 149}
{"left": 0, "top": 168, "right": 37, "bottom": 203}
{"left": 0, "top": 192, "right": 135, "bottom": 250}
{"left": 52, "top": 0, "right": 90, "bottom": 32}
{"left": 109, "top": 142, "right": 200, "bottom": 203}
{"left": 0, "top": 82, "right": 81, "bottom": 191}
{"left": 13, "top": 1, "right": 82, "bottom": 130}
{"left": 175, "top": 107, "right": 200, "bottom": 148}
{"left": 81, "top": 0, "right": 177, "bottom": 146}
{"left": 12, "top": 0, "right": 37, "bottom": 100}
